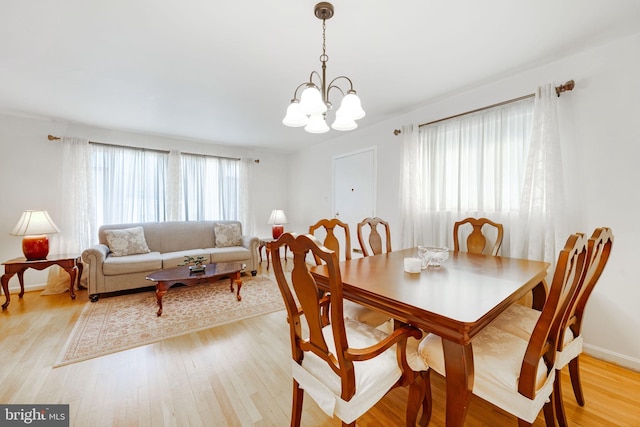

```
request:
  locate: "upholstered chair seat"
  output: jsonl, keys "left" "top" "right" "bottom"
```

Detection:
{"left": 419, "top": 325, "right": 552, "bottom": 423}
{"left": 297, "top": 318, "right": 426, "bottom": 423}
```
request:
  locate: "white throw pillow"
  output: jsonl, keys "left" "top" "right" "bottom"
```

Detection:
{"left": 104, "top": 226, "right": 151, "bottom": 257}
{"left": 214, "top": 223, "right": 242, "bottom": 248}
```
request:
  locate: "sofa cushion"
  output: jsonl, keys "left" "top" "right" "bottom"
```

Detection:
{"left": 104, "top": 226, "right": 151, "bottom": 257}
{"left": 162, "top": 249, "right": 211, "bottom": 269}
{"left": 103, "top": 251, "right": 162, "bottom": 275}
{"left": 214, "top": 223, "right": 242, "bottom": 247}
{"left": 207, "top": 247, "right": 251, "bottom": 264}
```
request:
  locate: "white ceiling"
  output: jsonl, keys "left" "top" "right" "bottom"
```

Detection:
{"left": 2, "top": 0, "right": 640, "bottom": 152}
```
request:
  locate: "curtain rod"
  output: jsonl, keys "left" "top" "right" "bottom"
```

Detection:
{"left": 392, "top": 80, "right": 575, "bottom": 136}
{"left": 47, "top": 134, "right": 260, "bottom": 163}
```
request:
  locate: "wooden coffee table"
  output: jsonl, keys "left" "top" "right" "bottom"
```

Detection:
{"left": 146, "top": 262, "right": 243, "bottom": 316}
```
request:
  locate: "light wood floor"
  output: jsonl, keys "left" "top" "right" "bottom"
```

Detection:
{"left": 1, "top": 263, "right": 639, "bottom": 427}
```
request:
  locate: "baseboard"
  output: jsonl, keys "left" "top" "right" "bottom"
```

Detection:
{"left": 583, "top": 343, "right": 640, "bottom": 372}
{"left": 4, "top": 283, "right": 46, "bottom": 294}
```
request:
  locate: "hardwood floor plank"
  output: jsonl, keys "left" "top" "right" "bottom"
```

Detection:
{"left": 1, "top": 265, "right": 639, "bottom": 426}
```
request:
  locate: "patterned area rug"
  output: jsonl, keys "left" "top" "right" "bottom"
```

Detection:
{"left": 54, "top": 275, "right": 284, "bottom": 367}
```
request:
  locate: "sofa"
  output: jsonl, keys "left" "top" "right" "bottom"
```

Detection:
{"left": 81, "top": 220, "right": 259, "bottom": 301}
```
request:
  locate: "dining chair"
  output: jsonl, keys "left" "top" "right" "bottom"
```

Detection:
{"left": 309, "top": 218, "right": 390, "bottom": 328}
{"left": 270, "top": 232, "right": 431, "bottom": 426}
{"left": 490, "top": 227, "right": 614, "bottom": 426}
{"left": 309, "top": 218, "right": 352, "bottom": 264}
{"left": 453, "top": 217, "right": 504, "bottom": 256}
{"left": 356, "top": 217, "right": 392, "bottom": 256}
{"left": 418, "top": 232, "right": 588, "bottom": 426}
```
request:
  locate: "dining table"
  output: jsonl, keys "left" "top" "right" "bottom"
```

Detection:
{"left": 309, "top": 247, "right": 549, "bottom": 427}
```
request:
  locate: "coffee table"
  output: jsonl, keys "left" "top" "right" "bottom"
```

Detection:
{"left": 146, "top": 262, "right": 243, "bottom": 316}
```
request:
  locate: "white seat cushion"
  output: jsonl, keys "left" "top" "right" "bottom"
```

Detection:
{"left": 490, "top": 303, "right": 580, "bottom": 369}
{"left": 293, "top": 318, "right": 403, "bottom": 424}
{"left": 342, "top": 300, "right": 391, "bottom": 327}
{"left": 418, "top": 324, "right": 553, "bottom": 423}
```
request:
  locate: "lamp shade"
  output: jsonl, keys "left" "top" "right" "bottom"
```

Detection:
{"left": 282, "top": 101, "right": 309, "bottom": 127}
{"left": 331, "top": 115, "right": 358, "bottom": 131}
{"left": 298, "top": 84, "right": 327, "bottom": 115}
{"left": 268, "top": 210, "right": 288, "bottom": 225}
{"left": 10, "top": 210, "right": 60, "bottom": 236}
{"left": 305, "top": 113, "right": 330, "bottom": 134}
{"left": 336, "top": 91, "right": 366, "bottom": 120}
{"left": 10, "top": 210, "right": 60, "bottom": 260}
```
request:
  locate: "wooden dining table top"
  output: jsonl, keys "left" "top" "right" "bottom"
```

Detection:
{"left": 309, "top": 247, "right": 550, "bottom": 344}
{"left": 309, "top": 247, "right": 549, "bottom": 426}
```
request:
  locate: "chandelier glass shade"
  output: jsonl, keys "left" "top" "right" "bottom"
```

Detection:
{"left": 282, "top": 2, "right": 365, "bottom": 134}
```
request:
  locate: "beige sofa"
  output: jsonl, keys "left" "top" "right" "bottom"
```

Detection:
{"left": 81, "top": 220, "right": 258, "bottom": 301}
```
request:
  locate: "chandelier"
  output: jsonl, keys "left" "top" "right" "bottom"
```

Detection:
{"left": 282, "top": 2, "right": 365, "bottom": 134}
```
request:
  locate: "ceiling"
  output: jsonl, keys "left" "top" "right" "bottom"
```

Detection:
{"left": 2, "top": 1, "right": 640, "bottom": 152}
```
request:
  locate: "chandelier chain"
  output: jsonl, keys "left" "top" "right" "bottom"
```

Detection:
{"left": 320, "top": 19, "right": 328, "bottom": 63}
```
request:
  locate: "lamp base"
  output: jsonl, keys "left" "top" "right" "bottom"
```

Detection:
{"left": 22, "top": 235, "right": 50, "bottom": 260}
{"left": 272, "top": 225, "right": 284, "bottom": 239}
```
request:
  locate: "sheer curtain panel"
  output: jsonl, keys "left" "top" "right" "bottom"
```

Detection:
{"left": 515, "top": 83, "right": 567, "bottom": 264}
{"left": 45, "top": 136, "right": 94, "bottom": 294}
{"left": 92, "top": 144, "right": 168, "bottom": 225}
{"left": 400, "top": 98, "right": 535, "bottom": 256}
{"left": 181, "top": 154, "right": 240, "bottom": 221}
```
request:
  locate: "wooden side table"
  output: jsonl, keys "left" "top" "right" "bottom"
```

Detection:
{"left": 1, "top": 254, "right": 82, "bottom": 310}
{"left": 258, "top": 238, "right": 288, "bottom": 271}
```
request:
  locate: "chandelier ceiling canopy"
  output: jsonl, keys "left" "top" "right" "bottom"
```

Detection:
{"left": 282, "top": 2, "right": 365, "bottom": 134}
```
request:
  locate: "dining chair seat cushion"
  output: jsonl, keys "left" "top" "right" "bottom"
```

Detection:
{"left": 491, "top": 303, "right": 582, "bottom": 369}
{"left": 418, "top": 325, "right": 553, "bottom": 423}
{"left": 293, "top": 318, "right": 403, "bottom": 424}
{"left": 342, "top": 300, "right": 392, "bottom": 327}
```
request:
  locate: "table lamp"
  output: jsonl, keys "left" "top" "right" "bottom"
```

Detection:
{"left": 10, "top": 210, "right": 61, "bottom": 260}
{"left": 268, "top": 209, "right": 288, "bottom": 239}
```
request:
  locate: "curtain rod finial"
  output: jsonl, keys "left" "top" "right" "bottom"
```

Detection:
{"left": 394, "top": 129, "right": 401, "bottom": 136}
{"left": 48, "top": 134, "right": 61, "bottom": 141}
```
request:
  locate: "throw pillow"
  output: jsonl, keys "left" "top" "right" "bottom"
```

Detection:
{"left": 104, "top": 226, "right": 151, "bottom": 257}
{"left": 214, "top": 223, "right": 242, "bottom": 248}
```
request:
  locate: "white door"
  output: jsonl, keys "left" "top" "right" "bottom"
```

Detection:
{"left": 333, "top": 148, "right": 376, "bottom": 256}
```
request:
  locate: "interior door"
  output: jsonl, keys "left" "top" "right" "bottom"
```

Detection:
{"left": 333, "top": 148, "right": 376, "bottom": 256}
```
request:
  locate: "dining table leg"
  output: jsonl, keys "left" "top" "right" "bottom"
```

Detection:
{"left": 442, "top": 338, "right": 474, "bottom": 427}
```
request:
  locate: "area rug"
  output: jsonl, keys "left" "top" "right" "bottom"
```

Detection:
{"left": 54, "top": 275, "right": 284, "bottom": 367}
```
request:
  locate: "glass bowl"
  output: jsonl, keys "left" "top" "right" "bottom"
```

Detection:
{"left": 419, "top": 246, "right": 449, "bottom": 267}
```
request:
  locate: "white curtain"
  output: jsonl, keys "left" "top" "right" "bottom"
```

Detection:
{"left": 239, "top": 158, "right": 256, "bottom": 236}
{"left": 181, "top": 154, "right": 239, "bottom": 221}
{"left": 45, "top": 136, "right": 95, "bottom": 294}
{"left": 167, "top": 149, "right": 183, "bottom": 221}
{"left": 399, "top": 98, "right": 534, "bottom": 255}
{"left": 515, "top": 83, "right": 567, "bottom": 264}
{"left": 399, "top": 124, "right": 423, "bottom": 248}
{"left": 93, "top": 144, "right": 168, "bottom": 225}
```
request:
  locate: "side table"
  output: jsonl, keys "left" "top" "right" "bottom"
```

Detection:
{"left": 258, "top": 238, "right": 288, "bottom": 271}
{"left": 1, "top": 254, "right": 82, "bottom": 310}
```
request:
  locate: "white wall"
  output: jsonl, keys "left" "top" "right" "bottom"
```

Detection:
{"left": 0, "top": 116, "right": 289, "bottom": 291}
{"left": 287, "top": 32, "right": 640, "bottom": 371}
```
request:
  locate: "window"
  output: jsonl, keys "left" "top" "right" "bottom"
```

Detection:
{"left": 181, "top": 153, "right": 239, "bottom": 221}
{"left": 91, "top": 144, "right": 240, "bottom": 225}
{"left": 400, "top": 97, "right": 534, "bottom": 254}
{"left": 420, "top": 98, "right": 533, "bottom": 213}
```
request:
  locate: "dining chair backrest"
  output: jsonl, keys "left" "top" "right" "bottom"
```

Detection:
{"left": 562, "top": 227, "right": 614, "bottom": 347}
{"left": 357, "top": 217, "right": 392, "bottom": 256}
{"left": 309, "top": 218, "right": 351, "bottom": 264}
{"left": 518, "top": 233, "right": 588, "bottom": 399}
{"left": 453, "top": 217, "right": 504, "bottom": 256}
